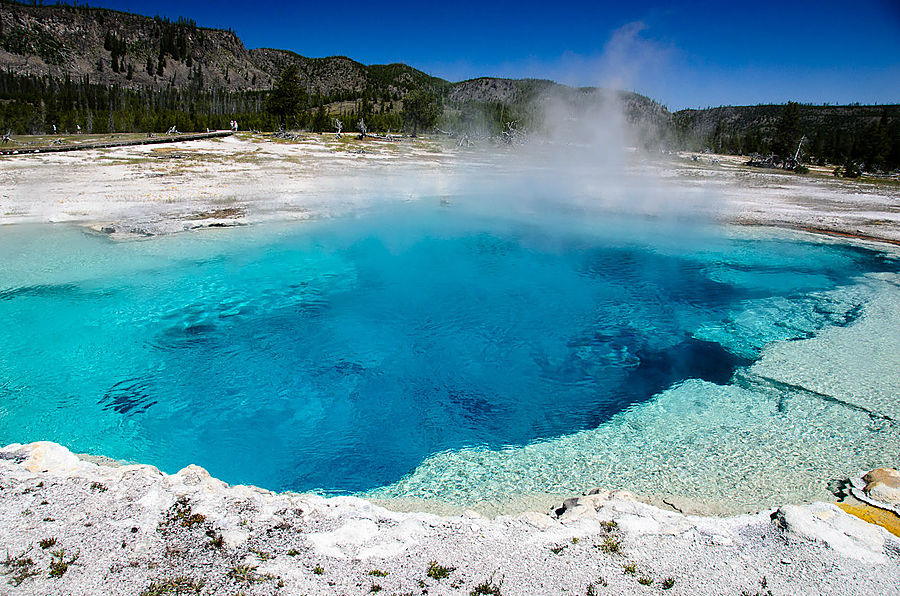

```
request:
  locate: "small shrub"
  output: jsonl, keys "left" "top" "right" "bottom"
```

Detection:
{"left": 370, "top": 584, "right": 382, "bottom": 593}
{"left": 622, "top": 562, "right": 637, "bottom": 575}
{"left": 426, "top": 561, "right": 455, "bottom": 580}
{"left": 368, "top": 569, "right": 388, "bottom": 577}
{"left": 228, "top": 565, "right": 265, "bottom": 584}
{"left": 207, "top": 533, "right": 224, "bottom": 549}
{"left": 90, "top": 482, "right": 108, "bottom": 492}
{"left": 638, "top": 576, "right": 654, "bottom": 585}
{"left": 139, "top": 576, "right": 205, "bottom": 595}
{"left": 49, "top": 549, "right": 78, "bottom": 578}
{"left": 250, "top": 548, "right": 272, "bottom": 561}
{"left": 661, "top": 577, "right": 675, "bottom": 590}
{"left": 571, "top": 537, "right": 579, "bottom": 544}
{"left": 312, "top": 565, "right": 324, "bottom": 575}
{"left": 842, "top": 162, "right": 861, "bottom": 178}
{"left": 740, "top": 576, "right": 773, "bottom": 596}
{"left": 599, "top": 520, "right": 618, "bottom": 532}
{"left": 586, "top": 577, "right": 608, "bottom": 594}
{"left": 182, "top": 513, "right": 205, "bottom": 527}
{"left": 3, "top": 553, "right": 39, "bottom": 586}
{"left": 550, "top": 546, "right": 566, "bottom": 555}
{"left": 287, "top": 549, "right": 300, "bottom": 556}
{"left": 600, "top": 536, "right": 621, "bottom": 554}
{"left": 166, "top": 497, "right": 205, "bottom": 529}
{"left": 471, "top": 578, "right": 502, "bottom": 596}
{"left": 39, "top": 538, "right": 57, "bottom": 549}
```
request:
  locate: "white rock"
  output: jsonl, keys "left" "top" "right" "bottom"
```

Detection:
{"left": 519, "top": 511, "right": 556, "bottom": 530}
{"left": 221, "top": 529, "right": 250, "bottom": 548}
{"left": 358, "top": 539, "right": 409, "bottom": 560}
{"left": 137, "top": 486, "right": 175, "bottom": 517}
{"left": 17, "top": 441, "right": 83, "bottom": 474}
{"left": 559, "top": 504, "right": 595, "bottom": 521}
{"left": 176, "top": 464, "right": 213, "bottom": 486}
{"left": 617, "top": 512, "right": 662, "bottom": 535}
{"left": 307, "top": 519, "right": 380, "bottom": 558}
{"left": 396, "top": 518, "right": 427, "bottom": 541}
{"left": 775, "top": 502, "right": 889, "bottom": 563}
{"left": 608, "top": 489, "right": 637, "bottom": 502}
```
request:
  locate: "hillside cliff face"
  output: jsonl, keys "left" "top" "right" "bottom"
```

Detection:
{"left": 0, "top": 1, "right": 266, "bottom": 90}
{"left": 0, "top": 1, "right": 665, "bottom": 104}
{"left": 0, "top": 0, "right": 444, "bottom": 96}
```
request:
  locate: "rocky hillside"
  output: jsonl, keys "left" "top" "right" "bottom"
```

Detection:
{"left": 0, "top": 0, "right": 265, "bottom": 90}
{"left": 250, "top": 49, "right": 448, "bottom": 97}
{"left": 0, "top": 0, "right": 671, "bottom": 142}
{"left": 0, "top": 0, "right": 445, "bottom": 97}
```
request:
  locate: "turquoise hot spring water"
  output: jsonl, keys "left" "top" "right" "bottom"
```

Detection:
{"left": 1, "top": 200, "right": 898, "bottom": 512}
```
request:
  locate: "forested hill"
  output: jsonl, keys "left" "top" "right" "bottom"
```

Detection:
{"left": 0, "top": 0, "right": 670, "bottom": 137}
{"left": 673, "top": 103, "right": 900, "bottom": 171}
{"left": 0, "top": 0, "right": 447, "bottom": 95}
{"left": 1, "top": 0, "right": 895, "bottom": 171}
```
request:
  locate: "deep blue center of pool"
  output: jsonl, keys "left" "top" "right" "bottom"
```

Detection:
{"left": 0, "top": 203, "right": 895, "bottom": 494}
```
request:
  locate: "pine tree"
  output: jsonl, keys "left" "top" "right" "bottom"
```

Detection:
{"left": 773, "top": 101, "right": 802, "bottom": 158}
{"left": 401, "top": 89, "right": 441, "bottom": 136}
{"left": 266, "top": 64, "right": 303, "bottom": 128}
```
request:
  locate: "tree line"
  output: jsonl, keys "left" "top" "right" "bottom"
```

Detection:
{"left": 674, "top": 102, "right": 900, "bottom": 172}
{"left": 2, "top": 61, "right": 896, "bottom": 173}
{"left": 0, "top": 67, "right": 443, "bottom": 135}
{"left": 0, "top": 69, "right": 277, "bottom": 133}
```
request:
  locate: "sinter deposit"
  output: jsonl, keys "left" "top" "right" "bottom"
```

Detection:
{"left": 1, "top": 442, "right": 898, "bottom": 595}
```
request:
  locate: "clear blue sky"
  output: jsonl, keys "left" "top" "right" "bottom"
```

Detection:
{"left": 86, "top": 0, "right": 899, "bottom": 110}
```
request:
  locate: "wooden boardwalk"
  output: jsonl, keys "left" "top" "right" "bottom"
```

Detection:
{"left": 0, "top": 131, "right": 233, "bottom": 156}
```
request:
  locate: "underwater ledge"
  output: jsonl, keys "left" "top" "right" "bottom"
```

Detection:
{"left": 1, "top": 440, "right": 899, "bottom": 595}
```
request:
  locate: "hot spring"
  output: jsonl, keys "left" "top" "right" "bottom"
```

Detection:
{"left": 1, "top": 200, "right": 898, "bottom": 513}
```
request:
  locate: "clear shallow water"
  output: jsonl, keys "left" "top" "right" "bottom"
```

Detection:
{"left": 1, "top": 203, "right": 898, "bottom": 507}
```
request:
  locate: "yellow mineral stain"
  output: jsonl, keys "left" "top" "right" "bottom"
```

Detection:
{"left": 837, "top": 502, "right": 900, "bottom": 537}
